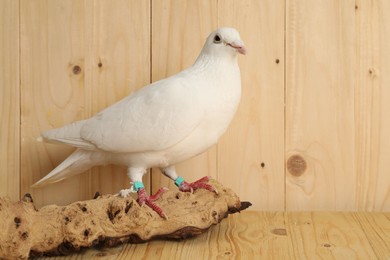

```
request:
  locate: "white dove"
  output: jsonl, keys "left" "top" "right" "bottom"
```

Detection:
{"left": 33, "top": 27, "right": 246, "bottom": 218}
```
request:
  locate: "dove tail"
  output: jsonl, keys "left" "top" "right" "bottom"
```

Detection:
{"left": 31, "top": 149, "right": 95, "bottom": 188}
{"left": 40, "top": 120, "right": 96, "bottom": 150}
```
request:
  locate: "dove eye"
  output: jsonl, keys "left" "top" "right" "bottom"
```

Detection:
{"left": 213, "top": 34, "right": 222, "bottom": 43}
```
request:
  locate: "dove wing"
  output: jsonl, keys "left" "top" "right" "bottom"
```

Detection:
{"left": 78, "top": 73, "right": 204, "bottom": 153}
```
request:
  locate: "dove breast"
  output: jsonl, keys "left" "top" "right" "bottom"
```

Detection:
{"left": 106, "top": 59, "right": 241, "bottom": 168}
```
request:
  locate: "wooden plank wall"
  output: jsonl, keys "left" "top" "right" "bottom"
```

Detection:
{"left": 0, "top": 0, "right": 20, "bottom": 201}
{"left": 0, "top": 0, "right": 389, "bottom": 211}
{"left": 19, "top": 0, "right": 151, "bottom": 207}
{"left": 285, "top": 0, "right": 390, "bottom": 211}
{"left": 285, "top": 1, "right": 357, "bottom": 210}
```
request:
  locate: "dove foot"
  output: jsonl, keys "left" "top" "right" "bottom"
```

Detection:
{"left": 117, "top": 189, "right": 133, "bottom": 198}
{"left": 178, "top": 176, "right": 217, "bottom": 194}
{"left": 137, "top": 188, "right": 168, "bottom": 219}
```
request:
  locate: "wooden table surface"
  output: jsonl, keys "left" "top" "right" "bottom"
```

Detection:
{"left": 39, "top": 211, "right": 390, "bottom": 260}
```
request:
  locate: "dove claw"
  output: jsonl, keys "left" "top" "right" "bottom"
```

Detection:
{"left": 179, "top": 176, "right": 216, "bottom": 194}
{"left": 137, "top": 188, "right": 167, "bottom": 219}
{"left": 117, "top": 189, "right": 133, "bottom": 198}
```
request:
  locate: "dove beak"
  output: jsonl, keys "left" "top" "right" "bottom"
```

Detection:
{"left": 228, "top": 40, "right": 247, "bottom": 55}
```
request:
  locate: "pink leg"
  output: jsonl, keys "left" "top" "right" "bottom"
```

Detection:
{"left": 179, "top": 176, "right": 217, "bottom": 193}
{"left": 137, "top": 188, "right": 168, "bottom": 219}
{"left": 149, "top": 187, "right": 168, "bottom": 200}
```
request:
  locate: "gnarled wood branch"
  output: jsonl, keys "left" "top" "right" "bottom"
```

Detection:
{"left": 0, "top": 180, "right": 251, "bottom": 259}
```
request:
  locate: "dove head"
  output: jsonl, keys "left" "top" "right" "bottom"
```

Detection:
{"left": 200, "top": 27, "right": 246, "bottom": 59}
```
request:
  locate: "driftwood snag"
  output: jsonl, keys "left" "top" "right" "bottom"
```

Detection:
{"left": 0, "top": 180, "right": 251, "bottom": 259}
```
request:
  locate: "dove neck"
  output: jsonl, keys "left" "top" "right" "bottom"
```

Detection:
{"left": 193, "top": 52, "right": 238, "bottom": 70}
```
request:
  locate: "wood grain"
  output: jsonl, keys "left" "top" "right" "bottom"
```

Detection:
{"left": 0, "top": 0, "right": 20, "bottom": 200}
{"left": 20, "top": 0, "right": 90, "bottom": 207}
{"left": 355, "top": 0, "right": 390, "bottom": 211}
{"left": 217, "top": 0, "right": 285, "bottom": 210}
{"left": 36, "top": 212, "right": 390, "bottom": 259}
{"left": 286, "top": 212, "right": 379, "bottom": 259}
{"left": 354, "top": 212, "right": 390, "bottom": 259}
{"left": 85, "top": 0, "right": 151, "bottom": 196}
{"left": 285, "top": 0, "right": 357, "bottom": 210}
{"left": 151, "top": 0, "right": 218, "bottom": 192}
{"left": 2, "top": 0, "right": 389, "bottom": 211}
{"left": 20, "top": 0, "right": 151, "bottom": 208}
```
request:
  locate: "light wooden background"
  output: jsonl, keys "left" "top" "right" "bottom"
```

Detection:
{"left": 1, "top": 0, "right": 389, "bottom": 211}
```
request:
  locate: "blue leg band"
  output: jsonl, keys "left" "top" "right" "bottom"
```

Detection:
{"left": 175, "top": 176, "right": 185, "bottom": 187}
{"left": 133, "top": 182, "right": 144, "bottom": 191}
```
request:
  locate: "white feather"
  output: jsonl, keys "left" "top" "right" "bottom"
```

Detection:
{"left": 32, "top": 149, "right": 102, "bottom": 187}
{"left": 33, "top": 27, "right": 246, "bottom": 187}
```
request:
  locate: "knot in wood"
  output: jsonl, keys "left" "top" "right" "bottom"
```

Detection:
{"left": 272, "top": 228, "right": 287, "bottom": 236}
{"left": 72, "top": 65, "right": 82, "bottom": 75}
{"left": 287, "top": 154, "right": 307, "bottom": 177}
{"left": 21, "top": 193, "right": 33, "bottom": 203}
{"left": 368, "top": 67, "right": 379, "bottom": 78}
